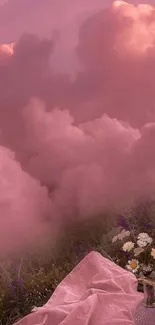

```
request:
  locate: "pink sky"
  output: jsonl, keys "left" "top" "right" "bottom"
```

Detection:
{"left": 0, "top": 0, "right": 112, "bottom": 72}
{"left": 0, "top": 0, "right": 109, "bottom": 41}
{"left": 0, "top": 0, "right": 154, "bottom": 72}
{"left": 0, "top": 1, "right": 154, "bottom": 41}
{"left": 1, "top": 1, "right": 155, "bottom": 255}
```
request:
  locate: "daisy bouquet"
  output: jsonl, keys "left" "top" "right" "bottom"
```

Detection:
{"left": 111, "top": 229, "right": 155, "bottom": 277}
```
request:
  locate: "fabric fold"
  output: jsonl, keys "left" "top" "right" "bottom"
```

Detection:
{"left": 14, "top": 251, "right": 143, "bottom": 325}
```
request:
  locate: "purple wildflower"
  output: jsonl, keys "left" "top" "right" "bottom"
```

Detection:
{"left": 116, "top": 214, "right": 130, "bottom": 230}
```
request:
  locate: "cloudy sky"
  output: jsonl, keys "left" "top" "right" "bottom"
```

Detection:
{"left": 1, "top": 1, "right": 155, "bottom": 254}
{"left": 0, "top": 0, "right": 154, "bottom": 72}
{"left": 0, "top": 0, "right": 111, "bottom": 72}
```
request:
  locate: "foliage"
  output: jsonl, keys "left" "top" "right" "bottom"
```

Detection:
{"left": 111, "top": 230, "right": 155, "bottom": 274}
{"left": 0, "top": 202, "right": 155, "bottom": 324}
{"left": 0, "top": 214, "right": 112, "bottom": 325}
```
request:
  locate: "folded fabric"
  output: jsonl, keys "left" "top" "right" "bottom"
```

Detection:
{"left": 14, "top": 251, "right": 143, "bottom": 325}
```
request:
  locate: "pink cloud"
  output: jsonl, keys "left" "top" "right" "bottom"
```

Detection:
{"left": 0, "top": 145, "right": 51, "bottom": 256}
{"left": 0, "top": 1, "right": 155, "bottom": 253}
{"left": 75, "top": 1, "right": 155, "bottom": 126}
{"left": 0, "top": 42, "right": 14, "bottom": 62}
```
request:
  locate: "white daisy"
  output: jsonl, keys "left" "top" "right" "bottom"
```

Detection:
{"left": 126, "top": 259, "right": 139, "bottom": 273}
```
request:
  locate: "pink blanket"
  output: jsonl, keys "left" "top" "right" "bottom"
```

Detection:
{"left": 14, "top": 251, "right": 143, "bottom": 325}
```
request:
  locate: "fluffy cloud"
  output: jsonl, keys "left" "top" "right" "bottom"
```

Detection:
{"left": 0, "top": 1, "right": 155, "bottom": 253}
{"left": 0, "top": 42, "right": 14, "bottom": 64}
{"left": 0, "top": 145, "right": 51, "bottom": 255}
{"left": 75, "top": 1, "right": 155, "bottom": 126}
{"left": 20, "top": 98, "right": 155, "bottom": 218}
{"left": 112, "top": 1, "right": 155, "bottom": 56}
